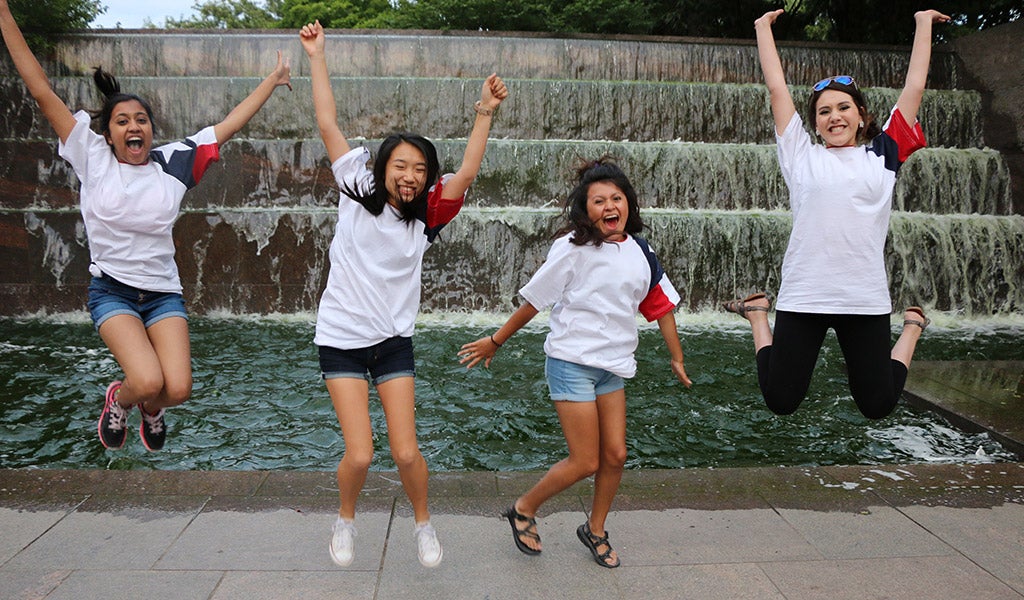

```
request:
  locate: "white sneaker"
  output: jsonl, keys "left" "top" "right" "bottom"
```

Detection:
{"left": 414, "top": 522, "right": 443, "bottom": 567}
{"left": 329, "top": 517, "right": 356, "bottom": 567}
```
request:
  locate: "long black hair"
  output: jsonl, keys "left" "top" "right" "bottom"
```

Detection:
{"left": 89, "top": 66, "right": 155, "bottom": 139}
{"left": 556, "top": 155, "right": 645, "bottom": 246}
{"left": 806, "top": 78, "right": 881, "bottom": 143}
{"left": 340, "top": 133, "right": 441, "bottom": 223}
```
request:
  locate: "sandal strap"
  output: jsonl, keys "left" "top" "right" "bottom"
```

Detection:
{"left": 583, "top": 524, "right": 616, "bottom": 563}
{"left": 509, "top": 507, "right": 540, "bottom": 540}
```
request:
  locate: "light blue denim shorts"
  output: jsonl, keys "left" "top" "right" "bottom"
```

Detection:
{"left": 87, "top": 275, "right": 188, "bottom": 331}
{"left": 544, "top": 356, "right": 624, "bottom": 402}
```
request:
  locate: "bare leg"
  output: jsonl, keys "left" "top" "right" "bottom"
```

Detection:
{"left": 892, "top": 307, "right": 926, "bottom": 368}
{"left": 99, "top": 314, "right": 192, "bottom": 409}
{"left": 378, "top": 377, "right": 431, "bottom": 524}
{"left": 326, "top": 377, "right": 373, "bottom": 520}
{"left": 514, "top": 401, "right": 601, "bottom": 552}
{"left": 587, "top": 388, "right": 626, "bottom": 565}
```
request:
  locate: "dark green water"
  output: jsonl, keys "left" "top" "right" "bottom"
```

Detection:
{"left": 0, "top": 313, "right": 1020, "bottom": 471}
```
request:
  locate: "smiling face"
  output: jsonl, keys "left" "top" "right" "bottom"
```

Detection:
{"left": 383, "top": 142, "right": 428, "bottom": 206}
{"left": 814, "top": 89, "right": 864, "bottom": 148}
{"left": 585, "top": 180, "right": 629, "bottom": 242}
{"left": 104, "top": 99, "right": 153, "bottom": 165}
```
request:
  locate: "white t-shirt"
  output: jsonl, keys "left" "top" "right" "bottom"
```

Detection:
{"left": 58, "top": 110, "right": 220, "bottom": 293}
{"left": 519, "top": 233, "right": 679, "bottom": 378}
{"left": 314, "top": 147, "right": 464, "bottom": 349}
{"left": 775, "top": 107, "right": 925, "bottom": 314}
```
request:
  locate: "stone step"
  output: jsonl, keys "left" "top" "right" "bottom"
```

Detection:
{"left": 0, "top": 139, "right": 1011, "bottom": 216}
{"left": 1, "top": 30, "right": 960, "bottom": 88}
{"left": 3, "top": 209, "right": 1020, "bottom": 316}
{"left": 0, "top": 77, "right": 984, "bottom": 147}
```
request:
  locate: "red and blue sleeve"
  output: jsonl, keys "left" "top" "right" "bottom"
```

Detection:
{"left": 151, "top": 126, "right": 220, "bottom": 189}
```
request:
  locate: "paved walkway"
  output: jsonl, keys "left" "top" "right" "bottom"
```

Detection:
{"left": 1, "top": 464, "right": 1022, "bottom": 600}
{"left": 2, "top": 361, "right": 1022, "bottom": 599}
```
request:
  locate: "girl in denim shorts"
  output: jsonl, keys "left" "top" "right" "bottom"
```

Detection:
{"left": 459, "top": 158, "right": 693, "bottom": 568}
{"left": 0, "top": 2, "right": 291, "bottom": 451}
{"left": 300, "top": 21, "right": 508, "bottom": 569}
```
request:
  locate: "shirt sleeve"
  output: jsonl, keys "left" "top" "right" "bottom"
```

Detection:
{"left": 330, "top": 146, "right": 375, "bottom": 197}
{"left": 633, "top": 238, "right": 680, "bottom": 321}
{"left": 519, "top": 236, "right": 576, "bottom": 310}
{"left": 775, "top": 111, "right": 813, "bottom": 189}
{"left": 57, "top": 111, "right": 106, "bottom": 180}
{"left": 870, "top": 106, "right": 927, "bottom": 169}
{"left": 151, "top": 126, "right": 220, "bottom": 189}
{"left": 423, "top": 173, "right": 464, "bottom": 243}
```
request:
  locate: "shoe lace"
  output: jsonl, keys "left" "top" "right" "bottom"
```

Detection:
{"left": 141, "top": 409, "right": 165, "bottom": 435}
{"left": 108, "top": 401, "right": 129, "bottom": 431}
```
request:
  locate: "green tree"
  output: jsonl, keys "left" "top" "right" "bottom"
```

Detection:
{"left": 164, "top": 0, "right": 284, "bottom": 29}
{"left": 385, "top": 0, "right": 559, "bottom": 31}
{"left": 278, "top": 0, "right": 393, "bottom": 29}
{"left": 9, "top": 0, "right": 103, "bottom": 45}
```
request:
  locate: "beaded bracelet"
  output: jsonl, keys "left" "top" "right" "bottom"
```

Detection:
{"left": 473, "top": 101, "right": 495, "bottom": 117}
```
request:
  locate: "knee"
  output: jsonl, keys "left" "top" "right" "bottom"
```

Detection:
{"left": 126, "top": 373, "right": 164, "bottom": 404}
{"left": 602, "top": 445, "right": 627, "bottom": 471}
{"left": 763, "top": 389, "right": 801, "bottom": 416}
{"left": 342, "top": 449, "right": 374, "bottom": 472}
{"left": 571, "top": 455, "right": 600, "bottom": 478}
{"left": 162, "top": 378, "right": 192, "bottom": 407}
{"left": 390, "top": 446, "right": 424, "bottom": 471}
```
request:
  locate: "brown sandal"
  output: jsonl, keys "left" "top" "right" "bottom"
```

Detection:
{"left": 904, "top": 306, "right": 930, "bottom": 331}
{"left": 723, "top": 292, "right": 770, "bottom": 317}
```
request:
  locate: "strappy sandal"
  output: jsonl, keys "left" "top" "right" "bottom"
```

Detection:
{"left": 904, "top": 306, "right": 931, "bottom": 331}
{"left": 502, "top": 504, "right": 541, "bottom": 555}
{"left": 576, "top": 522, "right": 620, "bottom": 568}
{"left": 723, "top": 292, "right": 770, "bottom": 317}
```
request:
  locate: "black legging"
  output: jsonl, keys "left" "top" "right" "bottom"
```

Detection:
{"left": 755, "top": 311, "right": 908, "bottom": 420}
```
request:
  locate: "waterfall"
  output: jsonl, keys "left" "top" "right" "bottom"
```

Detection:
{"left": 0, "top": 31, "right": 1018, "bottom": 316}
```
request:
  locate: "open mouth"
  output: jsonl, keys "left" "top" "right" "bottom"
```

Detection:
{"left": 603, "top": 214, "right": 620, "bottom": 229}
{"left": 126, "top": 137, "right": 145, "bottom": 151}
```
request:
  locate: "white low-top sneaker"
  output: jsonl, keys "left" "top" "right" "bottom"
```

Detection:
{"left": 414, "top": 522, "right": 443, "bottom": 567}
{"left": 330, "top": 517, "right": 356, "bottom": 567}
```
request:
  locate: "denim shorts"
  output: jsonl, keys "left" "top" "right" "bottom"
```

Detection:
{"left": 318, "top": 336, "right": 416, "bottom": 385}
{"left": 545, "top": 356, "right": 624, "bottom": 402}
{"left": 87, "top": 275, "right": 188, "bottom": 331}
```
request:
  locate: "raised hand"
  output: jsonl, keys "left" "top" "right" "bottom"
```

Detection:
{"left": 300, "top": 20, "right": 325, "bottom": 57}
{"left": 480, "top": 73, "right": 509, "bottom": 111}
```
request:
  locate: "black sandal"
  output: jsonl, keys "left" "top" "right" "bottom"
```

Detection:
{"left": 502, "top": 504, "right": 541, "bottom": 555}
{"left": 576, "top": 522, "right": 620, "bottom": 568}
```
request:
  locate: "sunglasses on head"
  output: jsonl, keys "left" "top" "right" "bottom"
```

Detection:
{"left": 813, "top": 75, "right": 857, "bottom": 91}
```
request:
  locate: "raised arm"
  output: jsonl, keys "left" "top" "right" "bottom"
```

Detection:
{"left": 657, "top": 311, "right": 692, "bottom": 388}
{"left": 457, "top": 301, "right": 538, "bottom": 369}
{"left": 213, "top": 50, "right": 291, "bottom": 145}
{"left": 895, "top": 9, "right": 950, "bottom": 127}
{"left": 441, "top": 73, "right": 509, "bottom": 200}
{"left": 300, "top": 21, "right": 350, "bottom": 163}
{"left": 0, "top": 0, "right": 76, "bottom": 141}
{"left": 754, "top": 9, "right": 796, "bottom": 135}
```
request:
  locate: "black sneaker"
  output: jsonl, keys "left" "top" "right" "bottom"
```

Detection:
{"left": 139, "top": 405, "right": 166, "bottom": 451}
{"left": 98, "top": 381, "right": 129, "bottom": 449}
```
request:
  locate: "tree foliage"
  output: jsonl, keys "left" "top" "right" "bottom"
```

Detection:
{"left": 10, "top": 0, "right": 103, "bottom": 43}
{"left": 164, "top": 0, "right": 283, "bottom": 28}
{"left": 112, "top": 0, "right": 1020, "bottom": 44}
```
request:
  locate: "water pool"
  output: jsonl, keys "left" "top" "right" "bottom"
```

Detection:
{"left": 0, "top": 313, "right": 1019, "bottom": 471}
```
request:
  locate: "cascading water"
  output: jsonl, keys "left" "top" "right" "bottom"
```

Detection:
{"left": 0, "top": 30, "right": 1020, "bottom": 471}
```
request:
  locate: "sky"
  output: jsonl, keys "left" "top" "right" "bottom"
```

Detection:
{"left": 90, "top": 0, "right": 199, "bottom": 29}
